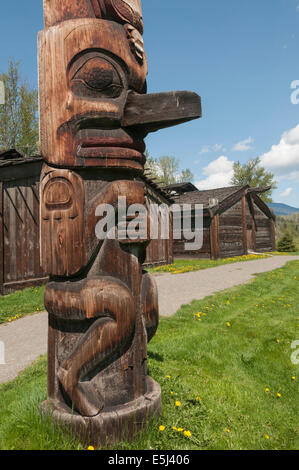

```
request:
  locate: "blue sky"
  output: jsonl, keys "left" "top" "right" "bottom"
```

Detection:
{"left": 0, "top": 0, "right": 298, "bottom": 206}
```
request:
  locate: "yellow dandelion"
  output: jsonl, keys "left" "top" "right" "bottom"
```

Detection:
{"left": 276, "top": 339, "right": 280, "bottom": 343}
{"left": 226, "top": 322, "right": 231, "bottom": 327}
{"left": 175, "top": 401, "right": 181, "bottom": 407}
{"left": 170, "top": 391, "right": 174, "bottom": 395}
{"left": 265, "top": 435, "right": 270, "bottom": 440}
{"left": 225, "top": 428, "right": 231, "bottom": 433}
{"left": 196, "top": 396, "right": 201, "bottom": 401}
{"left": 159, "top": 425, "right": 165, "bottom": 431}
{"left": 166, "top": 375, "right": 171, "bottom": 379}
{"left": 277, "top": 393, "right": 281, "bottom": 398}
{"left": 172, "top": 426, "right": 177, "bottom": 431}
{"left": 265, "top": 388, "right": 270, "bottom": 392}
{"left": 291, "top": 376, "right": 296, "bottom": 381}
{"left": 87, "top": 446, "right": 95, "bottom": 451}
{"left": 184, "top": 430, "right": 192, "bottom": 438}
{"left": 177, "top": 428, "right": 183, "bottom": 432}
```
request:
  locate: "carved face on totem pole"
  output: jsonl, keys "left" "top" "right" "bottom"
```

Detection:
{"left": 40, "top": 0, "right": 148, "bottom": 170}
{"left": 39, "top": 0, "right": 201, "bottom": 446}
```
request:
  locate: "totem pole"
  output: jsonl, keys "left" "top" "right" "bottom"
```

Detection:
{"left": 39, "top": 0, "right": 201, "bottom": 446}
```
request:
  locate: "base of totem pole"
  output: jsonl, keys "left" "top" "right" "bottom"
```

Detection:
{"left": 40, "top": 377, "right": 161, "bottom": 448}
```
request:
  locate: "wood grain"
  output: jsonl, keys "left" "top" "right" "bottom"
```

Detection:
{"left": 39, "top": 0, "right": 201, "bottom": 445}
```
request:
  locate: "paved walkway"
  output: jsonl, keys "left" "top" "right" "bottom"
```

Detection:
{"left": 156, "top": 255, "right": 299, "bottom": 317}
{"left": 0, "top": 255, "right": 298, "bottom": 384}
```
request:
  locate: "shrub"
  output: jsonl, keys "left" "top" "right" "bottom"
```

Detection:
{"left": 277, "top": 231, "right": 296, "bottom": 252}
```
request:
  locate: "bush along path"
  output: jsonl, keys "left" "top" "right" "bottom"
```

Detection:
{"left": 0, "top": 260, "right": 298, "bottom": 450}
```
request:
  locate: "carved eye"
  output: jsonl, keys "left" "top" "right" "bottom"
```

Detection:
{"left": 70, "top": 56, "right": 123, "bottom": 98}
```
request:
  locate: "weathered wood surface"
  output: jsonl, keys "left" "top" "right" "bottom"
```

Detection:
{"left": 0, "top": 181, "right": 3, "bottom": 295}
{"left": 173, "top": 214, "right": 211, "bottom": 258}
{"left": 253, "top": 204, "right": 275, "bottom": 252}
{"left": 0, "top": 160, "right": 46, "bottom": 295}
{"left": 210, "top": 213, "right": 220, "bottom": 259}
{"left": 39, "top": 0, "right": 201, "bottom": 446}
{"left": 123, "top": 91, "right": 202, "bottom": 133}
{"left": 172, "top": 187, "right": 275, "bottom": 260}
{"left": 241, "top": 195, "right": 248, "bottom": 255}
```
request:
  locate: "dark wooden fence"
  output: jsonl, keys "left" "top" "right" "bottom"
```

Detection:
{"left": 0, "top": 156, "right": 47, "bottom": 294}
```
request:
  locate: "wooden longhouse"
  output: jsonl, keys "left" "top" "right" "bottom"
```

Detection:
{"left": 165, "top": 183, "right": 276, "bottom": 259}
{"left": 0, "top": 151, "right": 173, "bottom": 293}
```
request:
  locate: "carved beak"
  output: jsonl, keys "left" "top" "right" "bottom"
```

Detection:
{"left": 122, "top": 91, "right": 202, "bottom": 136}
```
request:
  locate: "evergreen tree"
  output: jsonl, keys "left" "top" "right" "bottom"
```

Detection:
{"left": 277, "top": 232, "right": 296, "bottom": 252}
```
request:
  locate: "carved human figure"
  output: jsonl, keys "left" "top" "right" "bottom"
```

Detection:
{"left": 39, "top": 0, "right": 201, "bottom": 445}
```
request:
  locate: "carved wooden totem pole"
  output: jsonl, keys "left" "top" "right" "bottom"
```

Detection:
{"left": 39, "top": 0, "right": 201, "bottom": 446}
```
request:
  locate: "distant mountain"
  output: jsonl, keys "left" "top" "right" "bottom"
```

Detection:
{"left": 269, "top": 203, "right": 299, "bottom": 216}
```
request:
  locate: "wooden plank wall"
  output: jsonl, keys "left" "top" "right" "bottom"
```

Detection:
{"left": 143, "top": 194, "right": 174, "bottom": 267}
{"left": 218, "top": 200, "right": 244, "bottom": 258}
{"left": 253, "top": 203, "right": 275, "bottom": 252}
{"left": 172, "top": 194, "right": 275, "bottom": 260}
{"left": 0, "top": 170, "right": 173, "bottom": 291}
{"left": 2, "top": 176, "right": 47, "bottom": 293}
{"left": 145, "top": 237, "right": 173, "bottom": 266}
{"left": 173, "top": 214, "right": 211, "bottom": 259}
{"left": 0, "top": 182, "right": 3, "bottom": 294}
{"left": 210, "top": 214, "right": 219, "bottom": 259}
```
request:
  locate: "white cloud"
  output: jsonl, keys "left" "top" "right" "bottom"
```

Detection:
{"left": 195, "top": 156, "right": 234, "bottom": 190}
{"left": 232, "top": 137, "right": 254, "bottom": 152}
{"left": 199, "top": 143, "right": 226, "bottom": 154}
{"left": 259, "top": 124, "right": 299, "bottom": 181}
{"left": 280, "top": 187, "right": 293, "bottom": 197}
{"left": 213, "top": 144, "right": 226, "bottom": 152}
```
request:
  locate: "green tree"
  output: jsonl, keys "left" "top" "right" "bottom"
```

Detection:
{"left": 158, "top": 156, "right": 180, "bottom": 185}
{"left": 231, "top": 157, "right": 277, "bottom": 202}
{"left": 0, "top": 59, "right": 39, "bottom": 156}
{"left": 179, "top": 168, "right": 194, "bottom": 183}
{"left": 145, "top": 154, "right": 194, "bottom": 186}
{"left": 277, "top": 232, "right": 296, "bottom": 253}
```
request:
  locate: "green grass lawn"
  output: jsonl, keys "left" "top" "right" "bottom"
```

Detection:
{"left": 1, "top": 253, "right": 298, "bottom": 325}
{"left": 0, "top": 286, "right": 45, "bottom": 324}
{"left": 0, "top": 261, "right": 298, "bottom": 450}
{"left": 150, "top": 252, "right": 299, "bottom": 275}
